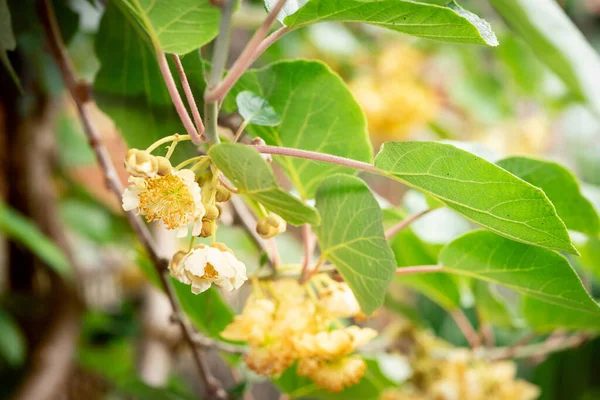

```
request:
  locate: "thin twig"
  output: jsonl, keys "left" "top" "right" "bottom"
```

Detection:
{"left": 395, "top": 265, "right": 443, "bottom": 275}
{"left": 192, "top": 334, "right": 248, "bottom": 354}
{"left": 485, "top": 334, "right": 590, "bottom": 361}
{"left": 171, "top": 54, "right": 205, "bottom": 139}
{"left": 37, "top": 2, "right": 226, "bottom": 398}
{"left": 156, "top": 51, "right": 202, "bottom": 144}
{"left": 205, "top": 0, "right": 288, "bottom": 103}
{"left": 218, "top": 173, "right": 240, "bottom": 193}
{"left": 299, "top": 224, "right": 315, "bottom": 283}
{"left": 450, "top": 309, "right": 481, "bottom": 349}
{"left": 253, "top": 144, "right": 379, "bottom": 173}
{"left": 204, "top": 0, "right": 235, "bottom": 145}
{"left": 385, "top": 209, "right": 433, "bottom": 239}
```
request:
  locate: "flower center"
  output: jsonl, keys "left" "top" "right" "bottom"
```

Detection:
{"left": 202, "top": 263, "right": 219, "bottom": 280}
{"left": 138, "top": 174, "right": 195, "bottom": 229}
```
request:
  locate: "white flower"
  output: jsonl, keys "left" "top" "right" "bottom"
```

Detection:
{"left": 122, "top": 169, "right": 204, "bottom": 237}
{"left": 169, "top": 243, "right": 247, "bottom": 294}
{"left": 318, "top": 281, "right": 361, "bottom": 318}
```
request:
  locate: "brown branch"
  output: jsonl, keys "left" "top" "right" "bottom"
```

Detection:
{"left": 450, "top": 310, "right": 481, "bottom": 349}
{"left": 37, "top": 1, "right": 226, "bottom": 398}
{"left": 485, "top": 334, "right": 590, "bottom": 361}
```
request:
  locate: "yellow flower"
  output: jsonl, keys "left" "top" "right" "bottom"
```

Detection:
{"left": 298, "top": 355, "right": 367, "bottom": 392}
{"left": 122, "top": 169, "right": 205, "bottom": 237}
{"left": 221, "top": 296, "right": 276, "bottom": 345}
{"left": 293, "top": 326, "right": 377, "bottom": 360}
{"left": 318, "top": 280, "right": 361, "bottom": 318}
{"left": 169, "top": 243, "right": 247, "bottom": 294}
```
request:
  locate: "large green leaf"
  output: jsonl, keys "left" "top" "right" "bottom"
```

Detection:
{"left": 314, "top": 175, "right": 396, "bottom": 314}
{"left": 473, "top": 281, "right": 519, "bottom": 329}
{"left": 276, "top": 358, "right": 397, "bottom": 400}
{"left": 497, "top": 156, "right": 600, "bottom": 236}
{"left": 488, "top": 0, "right": 600, "bottom": 117}
{"left": 374, "top": 141, "right": 576, "bottom": 254}
{"left": 94, "top": 2, "right": 199, "bottom": 161}
{"left": 224, "top": 60, "right": 372, "bottom": 199}
{"left": 118, "top": 0, "right": 220, "bottom": 54}
{"left": 209, "top": 143, "right": 320, "bottom": 226}
{"left": 272, "top": 0, "right": 498, "bottom": 46}
{"left": 0, "top": 202, "right": 71, "bottom": 277}
{"left": 439, "top": 230, "right": 600, "bottom": 332}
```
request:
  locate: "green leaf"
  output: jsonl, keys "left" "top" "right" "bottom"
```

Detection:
{"left": 473, "top": 281, "right": 520, "bottom": 329}
{"left": 224, "top": 60, "right": 372, "bottom": 199}
{"left": 488, "top": 0, "right": 600, "bottom": 117}
{"left": 117, "top": 0, "right": 220, "bottom": 54}
{"left": 0, "top": 310, "right": 26, "bottom": 367}
{"left": 497, "top": 156, "right": 600, "bottom": 236}
{"left": 276, "top": 358, "right": 397, "bottom": 400}
{"left": 208, "top": 143, "right": 320, "bottom": 226}
{"left": 0, "top": 201, "right": 71, "bottom": 277}
{"left": 273, "top": 0, "right": 498, "bottom": 46}
{"left": 236, "top": 91, "right": 280, "bottom": 126}
{"left": 314, "top": 175, "right": 396, "bottom": 314}
{"left": 439, "top": 230, "right": 600, "bottom": 332}
{"left": 0, "top": 0, "right": 22, "bottom": 92}
{"left": 172, "top": 281, "right": 234, "bottom": 338}
{"left": 94, "top": 2, "right": 199, "bottom": 162}
{"left": 374, "top": 141, "right": 576, "bottom": 254}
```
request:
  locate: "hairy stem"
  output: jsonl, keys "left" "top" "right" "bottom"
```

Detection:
{"left": 172, "top": 54, "right": 205, "bottom": 139}
{"left": 385, "top": 209, "right": 433, "bottom": 239}
{"left": 156, "top": 51, "right": 202, "bottom": 144}
{"left": 253, "top": 144, "right": 379, "bottom": 173}
{"left": 205, "top": 0, "right": 288, "bottom": 103}
{"left": 38, "top": 2, "right": 227, "bottom": 398}
{"left": 204, "top": 0, "right": 235, "bottom": 145}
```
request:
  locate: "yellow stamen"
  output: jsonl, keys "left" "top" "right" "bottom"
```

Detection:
{"left": 138, "top": 174, "right": 195, "bottom": 229}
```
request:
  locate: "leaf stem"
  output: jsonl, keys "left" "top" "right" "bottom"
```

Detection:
{"left": 233, "top": 119, "right": 249, "bottom": 143}
{"left": 204, "top": 0, "right": 235, "bottom": 145}
{"left": 385, "top": 209, "right": 433, "bottom": 239}
{"left": 205, "top": 0, "right": 289, "bottom": 103}
{"left": 171, "top": 54, "right": 205, "bottom": 139}
{"left": 156, "top": 51, "right": 202, "bottom": 144}
{"left": 146, "top": 134, "right": 191, "bottom": 153}
{"left": 252, "top": 144, "right": 379, "bottom": 173}
{"left": 395, "top": 265, "right": 443, "bottom": 275}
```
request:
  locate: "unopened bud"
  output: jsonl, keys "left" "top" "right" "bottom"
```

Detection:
{"left": 266, "top": 215, "right": 282, "bottom": 228}
{"left": 156, "top": 156, "right": 173, "bottom": 176}
{"left": 200, "top": 220, "right": 215, "bottom": 238}
{"left": 169, "top": 251, "right": 187, "bottom": 270}
{"left": 205, "top": 204, "right": 220, "bottom": 221}
{"left": 256, "top": 219, "right": 273, "bottom": 237}
{"left": 125, "top": 149, "right": 159, "bottom": 177}
{"left": 215, "top": 186, "right": 232, "bottom": 203}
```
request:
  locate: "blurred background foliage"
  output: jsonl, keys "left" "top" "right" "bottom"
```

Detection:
{"left": 1, "top": 0, "right": 600, "bottom": 399}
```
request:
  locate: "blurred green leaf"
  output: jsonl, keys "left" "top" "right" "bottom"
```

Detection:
{"left": 314, "top": 175, "right": 396, "bottom": 314}
{"left": 498, "top": 156, "right": 600, "bottom": 236}
{"left": 276, "top": 358, "right": 397, "bottom": 400}
{"left": 0, "top": 0, "right": 22, "bottom": 92}
{"left": 489, "top": 0, "right": 600, "bottom": 118}
{"left": 375, "top": 141, "right": 576, "bottom": 254}
{"left": 224, "top": 60, "right": 372, "bottom": 199}
{"left": 0, "top": 201, "right": 71, "bottom": 277}
{"left": 117, "top": 0, "right": 219, "bottom": 55}
{"left": 236, "top": 91, "right": 280, "bottom": 126}
{"left": 497, "top": 33, "right": 544, "bottom": 96}
{"left": 439, "top": 230, "right": 600, "bottom": 332}
{"left": 473, "top": 281, "right": 520, "bottom": 329}
{"left": 56, "top": 115, "right": 95, "bottom": 166}
{"left": 0, "top": 310, "right": 25, "bottom": 367}
{"left": 273, "top": 0, "right": 498, "bottom": 46}
{"left": 209, "top": 143, "right": 320, "bottom": 226}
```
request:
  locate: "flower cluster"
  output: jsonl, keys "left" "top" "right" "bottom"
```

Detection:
{"left": 350, "top": 44, "right": 439, "bottom": 142}
{"left": 221, "top": 276, "right": 376, "bottom": 392}
{"left": 381, "top": 325, "right": 539, "bottom": 400}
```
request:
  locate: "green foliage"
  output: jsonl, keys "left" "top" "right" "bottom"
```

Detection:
{"left": 224, "top": 60, "right": 372, "bottom": 199}
{"left": 118, "top": 0, "right": 220, "bottom": 54}
{"left": 0, "top": 0, "right": 21, "bottom": 92}
{"left": 0, "top": 310, "right": 25, "bottom": 367}
{"left": 314, "top": 175, "right": 396, "bottom": 314}
{"left": 209, "top": 143, "right": 320, "bottom": 226}
{"left": 276, "top": 358, "right": 398, "bottom": 400}
{"left": 497, "top": 156, "right": 600, "bottom": 236}
{"left": 439, "top": 230, "right": 600, "bottom": 332}
{"left": 489, "top": 0, "right": 600, "bottom": 117}
{"left": 0, "top": 202, "right": 71, "bottom": 277}
{"left": 276, "top": 0, "right": 498, "bottom": 46}
{"left": 236, "top": 91, "right": 281, "bottom": 126}
{"left": 375, "top": 141, "right": 576, "bottom": 254}
{"left": 473, "top": 281, "right": 520, "bottom": 329}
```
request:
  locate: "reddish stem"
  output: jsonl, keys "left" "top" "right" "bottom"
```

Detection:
{"left": 171, "top": 54, "right": 205, "bottom": 140}
{"left": 385, "top": 209, "right": 433, "bottom": 239}
{"left": 395, "top": 265, "right": 443, "bottom": 275}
